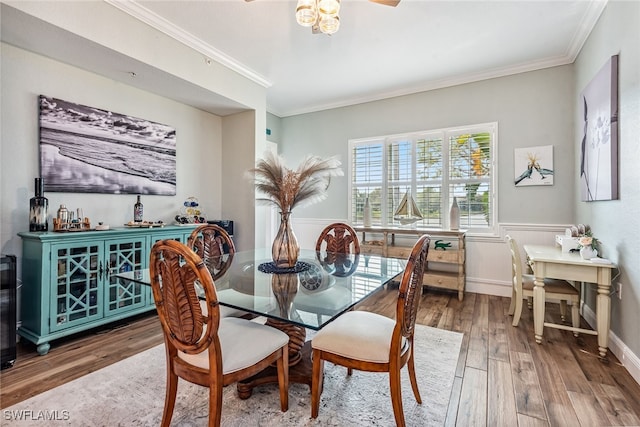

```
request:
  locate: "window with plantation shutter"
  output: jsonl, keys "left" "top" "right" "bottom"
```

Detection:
{"left": 349, "top": 122, "right": 497, "bottom": 233}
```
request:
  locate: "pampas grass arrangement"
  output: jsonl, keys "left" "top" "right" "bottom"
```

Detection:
{"left": 249, "top": 151, "right": 343, "bottom": 213}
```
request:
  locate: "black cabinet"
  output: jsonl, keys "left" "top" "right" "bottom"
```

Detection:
{"left": 1, "top": 255, "right": 17, "bottom": 369}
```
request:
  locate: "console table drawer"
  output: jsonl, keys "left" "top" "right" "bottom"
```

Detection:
{"left": 386, "top": 246, "right": 413, "bottom": 259}
{"left": 427, "top": 250, "right": 461, "bottom": 263}
{"left": 423, "top": 272, "right": 460, "bottom": 290}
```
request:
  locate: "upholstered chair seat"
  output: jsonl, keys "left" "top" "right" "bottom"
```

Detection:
{"left": 178, "top": 317, "right": 289, "bottom": 373}
{"left": 312, "top": 311, "right": 407, "bottom": 363}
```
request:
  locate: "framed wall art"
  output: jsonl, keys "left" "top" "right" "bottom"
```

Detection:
{"left": 514, "top": 145, "right": 554, "bottom": 187}
{"left": 39, "top": 95, "right": 176, "bottom": 195}
{"left": 579, "top": 55, "right": 619, "bottom": 201}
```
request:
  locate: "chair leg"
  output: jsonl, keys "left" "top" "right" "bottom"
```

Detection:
{"left": 389, "top": 366, "right": 406, "bottom": 427}
{"left": 512, "top": 296, "right": 524, "bottom": 327}
{"left": 276, "top": 346, "right": 289, "bottom": 412}
{"left": 208, "top": 380, "right": 223, "bottom": 427}
{"left": 559, "top": 300, "right": 568, "bottom": 322}
{"left": 507, "top": 288, "right": 516, "bottom": 316}
{"left": 347, "top": 367, "right": 353, "bottom": 376}
{"left": 311, "top": 349, "right": 324, "bottom": 419}
{"left": 161, "top": 370, "right": 178, "bottom": 427}
{"left": 407, "top": 343, "right": 422, "bottom": 404}
{"left": 527, "top": 296, "right": 533, "bottom": 310}
{"left": 571, "top": 302, "right": 580, "bottom": 337}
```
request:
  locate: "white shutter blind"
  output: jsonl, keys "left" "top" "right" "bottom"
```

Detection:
{"left": 448, "top": 130, "right": 492, "bottom": 229}
{"left": 349, "top": 122, "right": 496, "bottom": 232}
{"left": 352, "top": 142, "right": 383, "bottom": 225}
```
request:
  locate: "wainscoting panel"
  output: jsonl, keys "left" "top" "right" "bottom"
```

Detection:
{"left": 292, "top": 219, "right": 571, "bottom": 297}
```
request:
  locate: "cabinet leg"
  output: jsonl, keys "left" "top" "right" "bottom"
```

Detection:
{"left": 37, "top": 342, "right": 50, "bottom": 355}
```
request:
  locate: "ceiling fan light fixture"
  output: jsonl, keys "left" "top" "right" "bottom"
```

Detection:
{"left": 319, "top": 13, "right": 340, "bottom": 34}
{"left": 296, "top": 0, "right": 318, "bottom": 27}
{"left": 318, "top": 0, "right": 340, "bottom": 16}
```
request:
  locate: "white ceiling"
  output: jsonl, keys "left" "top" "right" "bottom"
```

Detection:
{"left": 2, "top": 1, "right": 607, "bottom": 118}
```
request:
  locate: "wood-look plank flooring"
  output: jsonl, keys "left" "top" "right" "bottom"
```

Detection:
{"left": 2, "top": 288, "right": 640, "bottom": 426}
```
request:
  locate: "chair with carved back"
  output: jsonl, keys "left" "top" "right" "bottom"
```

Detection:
{"left": 310, "top": 234, "right": 430, "bottom": 427}
{"left": 315, "top": 222, "right": 361, "bottom": 277}
{"left": 149, "top": 239, "right": 289, "bottom": 427}
{"left": 506, "top": 235, "right": 580, "bottom": 330}
{"left": 315, "top": 222, "right": 360, "bottom": 254}
{"left": 187, "top": 224, "right": 250, "bottom": 318}
{"left": 187, "top": 224, "right": 235, "bottom": 281}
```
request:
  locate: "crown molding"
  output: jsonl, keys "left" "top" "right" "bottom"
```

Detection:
{"left": 104, "top": 0, "right": 607, "bottom": 119}
{"left": 278, "top": 55, "right": 575, "bottom": 117}
{"left": 104, "top": 0, "right": 272, "bottom": 88}
{"left": 564, "top": 0, "right": 609, "bottom": 62}
{"left": 275, "top": 1, "right": 608, "bottom": 117}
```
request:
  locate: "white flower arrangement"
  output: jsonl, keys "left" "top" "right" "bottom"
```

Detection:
{"left": 578, "top": 232, "right": 599, "bottom": 251}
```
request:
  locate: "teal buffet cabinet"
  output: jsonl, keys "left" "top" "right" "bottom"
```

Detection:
{"left": 17, "top": 225, "right": 198, "bottom": 355}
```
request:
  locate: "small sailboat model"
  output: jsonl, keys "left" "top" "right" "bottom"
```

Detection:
{"left": 393, "top": 190, "right": 423, "bottom": 225}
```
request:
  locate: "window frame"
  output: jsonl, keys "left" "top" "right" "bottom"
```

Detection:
{"left": 348, "top": 122, "right": 498, "bottom": 235}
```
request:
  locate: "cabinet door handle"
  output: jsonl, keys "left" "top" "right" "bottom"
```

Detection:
{"left": 99, "top": 261, "right": 103, "bottom": 281}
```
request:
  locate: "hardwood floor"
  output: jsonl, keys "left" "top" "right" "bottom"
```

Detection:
{"left": 2, "top": 288, "right": 640, "bottom": 426}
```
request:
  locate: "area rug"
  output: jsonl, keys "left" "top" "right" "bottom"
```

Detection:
{"left": 2, "top": 325, "right": 462, "bottom": 427}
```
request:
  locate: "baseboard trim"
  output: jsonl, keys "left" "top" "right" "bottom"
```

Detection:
{"left": 466, "top": 278, "right": 512, "bottom": 297}
{"left": 582, "top": 304, "right": 640, "bottom": 385}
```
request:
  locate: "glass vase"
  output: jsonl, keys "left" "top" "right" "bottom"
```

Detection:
{"left": 272, "top": 211, "right": 299, "bottom": 268}
{"left": 580, "top": 246, "right": 597, "bottom": 260}
{"left": 363, "top": 196, "right": 372, "bottom": 227}
{"left": 449, "top": 197, "right": 460, "bottom": 230}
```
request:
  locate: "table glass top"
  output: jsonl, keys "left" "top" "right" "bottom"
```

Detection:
{"left": 116, "top": 248, "right": 406, "bottom": 330}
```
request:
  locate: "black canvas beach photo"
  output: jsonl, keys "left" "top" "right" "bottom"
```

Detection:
{"left": 39, "top": 95, "right": 176, "bottom": 195}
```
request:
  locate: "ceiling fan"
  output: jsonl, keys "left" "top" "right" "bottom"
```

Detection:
{"left": 246, "top": 0, "right": 400, "bottom": 35}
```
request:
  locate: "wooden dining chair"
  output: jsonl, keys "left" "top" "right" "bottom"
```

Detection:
{"left": 315, "top": 222, "right": 361, "bottom": 279}
{"left": 187, "top": 224, "right": 250, "bottom": 318}
{"left": 310, "top": 234, "right": 430, "bottom": 427}
{"left": 315, "top": 222, "right": 360, "bottom": 254}
{"left": 187, "top": 224, "right": 235, "bottom": 281}
{"left": 506, "top": 235, "right": 580, "bottom": 329}
{"left": 149, "top": 239, "right": 289, "bottom": 427}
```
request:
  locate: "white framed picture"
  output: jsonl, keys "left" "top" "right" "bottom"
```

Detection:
{"left": 514, "top": 145, "right": 554, "bottom": 187}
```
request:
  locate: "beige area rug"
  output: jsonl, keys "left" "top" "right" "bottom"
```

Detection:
{"left": 2, "top": 325, "right": 463, "bottom": 427}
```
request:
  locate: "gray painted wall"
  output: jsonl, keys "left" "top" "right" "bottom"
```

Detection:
{"left": 279, "top": 65, "right": 575, "bottom": 224}
{"left": 0, "top": 43, "right": 223, "bottom": 259}
{"left": 573, "top": 0, "right": 640, "bottom": 361}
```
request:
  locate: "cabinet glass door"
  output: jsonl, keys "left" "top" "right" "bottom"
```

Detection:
{"left": 145, "top": 231, "right": 192, "bottom": 308}
{"left": 50, "top": 243, "right": 103, "bottom": 332}
{"left": 105, "top": 237, "right": 146, "bottom": 315}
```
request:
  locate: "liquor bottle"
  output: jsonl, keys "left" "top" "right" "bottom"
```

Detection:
{"left": 29, "top": 178, "right": 49, "bottom": 231}
{"left": 134, "top": 195, "right": 143, "bottom": 222}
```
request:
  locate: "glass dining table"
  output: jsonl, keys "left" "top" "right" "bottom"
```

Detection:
{"left": 115, "top": 248, "right": 406, "bottom": 397}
